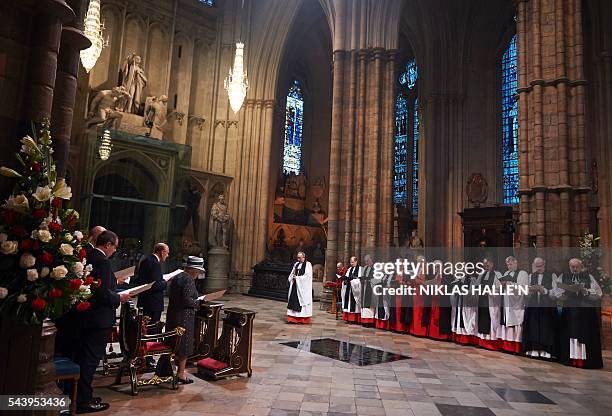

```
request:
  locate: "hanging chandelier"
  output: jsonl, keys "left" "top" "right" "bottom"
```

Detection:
{"left": 99, "top": 129, "right": 112, "bottom": 160}
{"left": 224, "top": 42, "right": 249, "bottom": 113}
{"left": 80, "top": 0, "right": 107, "bottom": 73}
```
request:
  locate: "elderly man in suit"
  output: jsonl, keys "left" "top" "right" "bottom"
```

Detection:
{"left": 75, "top": 230, "right": 131, "bottom": 413}
{"left": 136, "top": 243, "right": 170, "bottom": 367}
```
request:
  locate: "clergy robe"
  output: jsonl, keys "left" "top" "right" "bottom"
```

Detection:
{"left": 475, "top": 270, "right": 502, "bottom": 350}
{"left": 342, "top": 265, "right": 362, "bottom": 323}
{"left": 373, "top": 273, "right": 393, "bottom": 330}
{"left": 389, "top": 273, "right": 411, "bottom": 332}
{"left": 426, "top": 274, "right": 453, "bottom": 340}
{"left": 556, "top": 272, "right": 603, "bottom": 369}
{"left": 409, "top": 273, "right": 429, "bottom": 337}
{"left": 360, "top": 265, "right": 376, "bottom": 325}
{"left": 522, "top": 272, "right": 558, "bottom": 359}
{"left": 451, "top": 274, "right": 478, "bottom": 345}
{"left": 496, "top": 269, "right": 528, "bottom": 353}
{"left": 287, "top": 260, "right": 313, "bottom": 324}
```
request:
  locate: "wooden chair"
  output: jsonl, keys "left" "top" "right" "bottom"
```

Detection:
{"left": 113, "top": 302, "right": 185, "bottom": 395}
{"left": 190, "top": 301, "right": 223, "bottom": 361}
{"left": 197, "top": 307, "right": 255, "bottom": 380}
{"left": 54, "top": 356, "right": 79, "bottom": 415}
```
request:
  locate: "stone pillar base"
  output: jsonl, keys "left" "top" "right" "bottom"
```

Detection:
{"left": 205, "top": 247, "right": 230, "bottom": 292}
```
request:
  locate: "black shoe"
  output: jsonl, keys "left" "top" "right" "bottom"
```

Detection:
{"left": 178, "top": 377, "right": 193, "bottom": 385}
{"left": 76, "top": 402, "right": 110, "bottom": 414}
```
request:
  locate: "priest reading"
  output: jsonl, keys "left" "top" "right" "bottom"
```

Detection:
{"left": 522, "top": 257, "right": 558, "bottom": 359}
{"left": 497, "top": 256, "right": 528, "bottom": 353}
{"left": 342, "top": 256, "right": 362, "bottom": 323}
{"left": 287, "top": 251, "right": 313, "bottom": 324}
{"left": 556, "top": 258, "right": 603, "bottom": 369}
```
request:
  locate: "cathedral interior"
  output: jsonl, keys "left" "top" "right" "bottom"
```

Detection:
{"left": 1, "top": 0, "right": 612, "bottom": 414}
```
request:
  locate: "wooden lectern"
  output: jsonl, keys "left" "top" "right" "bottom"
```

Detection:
{"left": 191, "top": 301, "right": 223, "bottom": 361}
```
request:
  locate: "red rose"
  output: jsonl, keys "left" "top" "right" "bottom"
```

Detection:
{"left": 13, "top": 224, "right": 26, "bottom": 237}
{"left": 19, "top": 239, "right": 33, "bottom": 251}
{"left": 84, "top": 276, "right": 94, "bottom": 286}
{"left": 69, "top": 279, "right": 82, "bottom": 291}
{"left": 48, "top": 288, "right": 63, "bottom": 299}
{"left": 48, "top": 222, "right": 61, "bottom": 233}
{"left": 32, "top": 163, "right": 43, "bottom": 172}
{"left": 31, "top": 297, "right": 47, "bottom": 311}
{"left": 40, "top": 252, "right": 54, "bottom": 265}
{"left": 76, "top": 301, "right": 91, "bottom": 312}
{"left": 32, "top": 208, "right": 46, "bottom": 219}
{"left": 1, "top": 209, "right": 17, "bottom": 225}
{"left": 79, "top": 248, "right": 87, "bottom": 261}
{"left": 51, "top": 198, "right": 62, "bottom": 208}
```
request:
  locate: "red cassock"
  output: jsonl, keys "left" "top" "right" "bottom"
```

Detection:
{"left": 409, "top": 277, "right": 428, "bottom": 337}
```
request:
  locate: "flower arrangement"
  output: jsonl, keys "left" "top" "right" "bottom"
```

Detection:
{"left": 0, "top": 122, "right": 92, "bottom": 324}
{"left": 579, "top": 232, "right": 612, "bottom": 295}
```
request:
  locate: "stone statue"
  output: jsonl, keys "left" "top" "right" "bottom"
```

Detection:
{"left": 144, "top": 95, "right": 168, "bottom": 138}
{"left": 208, "top": 194, "right": 230, "bottom": 249}
{"left": 119, "top": 53, "right": 148, "bottom": 114}
{"left": 408, "top": 229, "right": 423, "bottom": 249}
{"left": 86, "top": 86, "right": 129, "bottom": 129}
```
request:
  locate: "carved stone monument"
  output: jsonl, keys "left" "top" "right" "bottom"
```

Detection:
{"left": 143, "top": 95, "right": 168, "bottom": 140}
{"left": 119, "top": 53, "right": 148, "bottom": 115}
{"left": 206, "top": 194, "right": 231, "bottom": 292}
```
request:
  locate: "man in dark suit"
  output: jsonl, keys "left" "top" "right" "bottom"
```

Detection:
{"left": 75, "top": 230, "right": 131, "bottom": 413}
{"left": 136, "top": 243, "right": 170, "bottom": 367}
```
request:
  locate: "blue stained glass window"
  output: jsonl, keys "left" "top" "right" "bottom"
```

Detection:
{"left": 502, "top": 35, "right": 519, "bottom": 204}
{"left": 412, "top": 98, "right": 419, "bottom": 215}
{"left": 399, "top": 59, "right": 418, "bottom": 90}
{"left": 283, "top": 80, "right": 304, "bottom": 175}
{"left": 394, "top": 94, "right": 408, "bottom": 206}
{"left": 199, "top": 0, "right": 214, "bottom": 6}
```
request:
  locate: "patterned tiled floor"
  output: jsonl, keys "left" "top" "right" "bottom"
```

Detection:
{"left": 94, "top": 294, "right": 612, "bottom": 416}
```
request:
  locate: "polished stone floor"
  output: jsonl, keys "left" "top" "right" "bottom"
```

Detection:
{"left": 94, "top": 294, "right": 612, "bottom": 416}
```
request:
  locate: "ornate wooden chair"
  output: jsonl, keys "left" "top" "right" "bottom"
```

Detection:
{"left": 190, "top": 301, "right": 223, "bottom": 361}
{"left": 113, "top": 302, "right": 185, "bottom": 395}
{"left": 196, "top": 307, "right": 256, "bottom": 379}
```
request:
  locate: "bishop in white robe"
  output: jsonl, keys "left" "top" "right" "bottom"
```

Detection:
{"left": 342, "top": 256, "right": 362, "bottom": 323}
{"left": 287, "top": 252, "right": 313, "bottom": 324}
{"left": 360, "top": 255, "right": 376, "bottom": 326}
{"left": 496, "top": 256, "right": 528, "bottom": 353}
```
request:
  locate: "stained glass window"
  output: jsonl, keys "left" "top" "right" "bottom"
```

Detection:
{"left": 394, "top": 58, "right": 419, "bottom": 210}
{"left": 412, "top": 98, "right": 419, "bottom": 215}
{"left": 399, "top": 59, "right": 418, "bottom": 90}
{"left": 199, "top": 0, "right": 214, "bottom": 6}
{"left": 394, "top": 94, "right": 408, "bottom": 205}
{"left": 502, "top": 35, "right": 519, "bottom": 204}
{"left": 283, "top": 80, "right": 304, "bottom": 175}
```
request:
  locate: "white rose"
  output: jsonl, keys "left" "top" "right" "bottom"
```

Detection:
{"left": 64, "top": 233, "right": 73, "bottom": 242}
{"left": 0, "top": 240, "right": 18, "bottom": 255}
{"left": 38, "top": 230, "right": 52, "bottom": 242}
{"left": 6, "top": 194, "right": 29, "bottom": 213}
{"left": 17, "top": 294, "right": 27, "bottom": 303}
{"left": 26, "top": 269, "right": 39, "bottom": 282}
{"left": 51, "top": 265, "right": 68, "bottom": 280}
{"left": 33, "top": 186, "right": 52, "bottom": 202}
{"left": 19, "top": 253, "right": 36, "bottom": 268}
{"left": 0, "top": 233, "right": 7, "bottom": 243}
{"left": 72, "top": 261, "right": 84, "bottom": 275}
{"left": 73, "top": 231, "right": 83, "bottom": 241}
{"left": 41, "top": 267, "right": 50, "bottom": 278}
{"left": 59, "top": 243, "right": 74, "bottom": 256}
{"left": 0, "top": 287, "right": 8, "bottom": 299}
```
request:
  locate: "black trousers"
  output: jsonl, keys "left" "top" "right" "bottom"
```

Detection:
{"left": 73, "top": 327, "right": 112, "bottom": 407}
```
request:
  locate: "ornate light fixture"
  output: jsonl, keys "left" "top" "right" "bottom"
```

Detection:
{"left": 80, "top": 0, "right": 107, "bottom": 73}
{"left": 99, "top": 129, "right": 112, "bottom": 160}
{"left": 224, "top": 42, "right": 249, "bottom": 113}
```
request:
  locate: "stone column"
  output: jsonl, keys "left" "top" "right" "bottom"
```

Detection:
{"left": 22, "top": 0, "right": 75, "bottom": 123}
{"left": 52, "top": 0, "right": 91, "bottom": 177}
{"left": 516, "top": 0, "right": 591, "bottom": 251}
